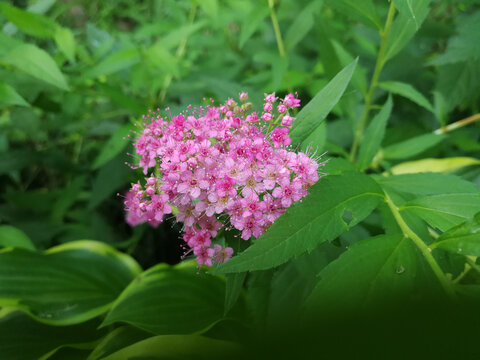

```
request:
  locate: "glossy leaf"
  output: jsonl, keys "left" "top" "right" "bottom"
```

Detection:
{"left": 432, "top": 213, "right": 480, "bottom": 256}
{"left": 402, "top": 194, "right": 480, "bottom": 231}
{"left": 290, "top": 59, "right": 357, "bottom": 145}
{"left": 357, "top": 95, "right": 393, "bottom": 170}
{"left": 101, "top": 335, "right": 240, "bottom": 360}
{"left": 213, "top": 172, "right": 383, "bottom": 273}
{"left": 2, "top": 44, "right": 69, "bottom": 90}
{"left": 382, "top": 133, "right": 445, "bottom": 160}
{"left": 0, "top": 310, "right": 104, "bottom": 360}
{"left": 390, "top": 157, "right": 480, "bottom": 175}
{"left": 0, "top": 225, "right": 35, "bottom": 250}
{"left": 307, "top": 234, "right": 435, "bottom": 311}
{"left": 0, "top": 241, "right": 141, "bottom": 325}
{"left": 379, "top": 81, "right": 433, "bottom": 112}
{"left": 102, "top": 263, "right": 226, "bottom": 334}
{"left": 375, "top": 173, "right": 479, "bottom": 196}
{"left": 0, "top": 82, "right": 29, "bottom": 107}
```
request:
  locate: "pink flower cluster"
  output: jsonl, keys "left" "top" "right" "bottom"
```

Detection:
{"left": 124, "top": 92, "right": 321, "bottom": 267}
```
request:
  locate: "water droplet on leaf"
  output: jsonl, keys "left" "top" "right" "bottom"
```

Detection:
{"left": 396, "top": 266, "right": 405, "bottom": 274}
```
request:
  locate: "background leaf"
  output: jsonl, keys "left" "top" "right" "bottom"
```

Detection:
{"left": 0, "top": 225, "right": 35, "bottom": 250}
{"left": 0, "top": 82, "right": 29, "bottom": 107}
{"left": 379, "top": 81, "right": 433, "bottom": 112}
{"left": 432, "top": 213, "right": 480, "bottom": 257}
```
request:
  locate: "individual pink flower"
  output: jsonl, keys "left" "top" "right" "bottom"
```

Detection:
{"left": 283, "top": 93, "right": 301, "bottom": 107}
{"left": 212, "top": 244, "right": 234, "bottom": 263}
{"left": 271, "top": 127, "right": 292, "bottom": 147}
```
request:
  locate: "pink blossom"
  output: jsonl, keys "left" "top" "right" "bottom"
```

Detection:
{"left": 283, "top": 93, "right": 301, "bottom": 108}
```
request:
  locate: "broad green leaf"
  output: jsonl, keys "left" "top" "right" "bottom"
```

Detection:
{"left": 224, "top": 272, "right": 246, "bottom": 316}
{"left": 432, "top": 213, "right": 480, "bottom": 256}
{"left": 0, "top": 82, "right": 29, "bottom": 107}
{"left": 402, "top": 194, "right": 480, "bottom": 231}
{"left": 306, "top": 234, "right": 435, "bottom": 311}
{"left": 301, "top": 121, "right": 326, "bottom": 153}
{"left": 198, "top": 0, "right": 218, "bottom": 18}
{"left": 0, "top": 240, "right": 141, "bottom": 325}
{"left": 0, "top": 310, "right": 105, "bottom": 360}
{"left": 290, "top": 59, "right": 357, "bottom": 145}
{"left": 238, "top": 5, "right": 269, "bottom": 49}
{"left": 0, "top": 225, "right": 35, "bottom": 250}
{"left": 323, "top": 157, "right": 357, "bottom": 175}
{"left": 213, "top": 172, "right": 383, "bottom": 273}
{"left": 382, "top": 133, "right": 445, "bottom": 160}
{"left": 390, "top": 157, "right": 480, "bottom": 175}
{"left": 2, "top": 44, "right": 69, "bottom": 90}
{"left": 384, "top": 0, "right": 431, "bottom": 62}
{"left": 379, "top": 81, "right": 433, "bottom": 112}
{"left": 325, "top": 0, "right": 381, "bottom": 29}
{"left": 375, "top": 173, "right": 479, "bottom": 196}
{"left": 0, "top": 3, "right": 57, "bottom": 39}
{"left": 357, "top": 96, "right": 393, "bottom": 171}
{"left": 84, "top": 48, "right": 140, "bottom": 78}
{"left": 92, "top": 123, "right": 134, "bottom": 169}
{"left": 285, "top": 1, "right": 323, "bottom": 52}
{"left": 54, "top": 27, "right": 76, "bottom": 63}
{"left": 393, "top": 0, "right": 420, "bottom": 29}
{"left": 429, "top": 12, "right": 480, "bottom": 66}
{"left": 102, "top": 335, "right": 240, "bottom": 360}
{"left": 102, "top": 263, "right": 226, "bottom": 334}
{"left": 87, "top": 326, "right": 152, "bottom": 360}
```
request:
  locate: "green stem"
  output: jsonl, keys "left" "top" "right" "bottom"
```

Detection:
{"left": 349, "top": 1, "right": 396, "bottom": 162}
{"left": 384, "top": 192, "right": 457, "bottom": 299}
{"left": 268, "top": 0, "right": 286, "bottom": 57}
{"left": 158, "top": 1, "right": 197, "bottom": 104}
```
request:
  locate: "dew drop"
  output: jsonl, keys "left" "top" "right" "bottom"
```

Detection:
{"left": 396, "top": 266, "right": 405, "bottom": 274}
{"left": 458, "top": 248, "right": 463, "bottom": 253}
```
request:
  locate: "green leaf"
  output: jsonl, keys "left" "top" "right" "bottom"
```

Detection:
{"left": 384, "top": 0, "right": 431, "bottom": 62}
{"left": 325, "top": 0, "right": 382, "bottom": 29}
{"left": 238, "top": 5, "right": 269, "bottom": 49}
{"left": 290, "top": 59, "right": 357, "bottom": 146}
{"left": 213, "top": 172, "right": 383, "bottom": 273}
{"left": 102, "top": 263, "right": 226, "bottom": 334}
{"left": 379, "top": 81, "right": 433, "bottom": 112}
{"left": 0, "top": 310, "right": 105, "bottom": 360}
{"left": 357, "top": 95, "right": 393, "bottom": 171}
{"left": 0, "top": 3, "right": 57, "bottom": 39}
{"left": 101, "top": 335, "right": 240, "bottom": 360}
{"left": 402, "top": 194, "right": 480, "bottom": 232}
{"left": 0, "top": 82, "right": 29, "bottom": 107}
{"left": 198, "top": 0, "right": 218, "bottom": 18}
{"left": 393, "top": 0, "right": 420, "bottom": 29}
{"left": 87, "top": 326, "right": 152, "bottom": 360}
{"left": 375, "top": 173, "right": 479, "bottom": 197}
{"left": 390, "top": 157, "right": 480, "bottom": 175}
{"left": 331, "top": 40, "right": 368, "bottom": 94}
{"left": 285, "top": 1, "right": 323, "bottom": 52}
{"left": 145, "top": 43, "right": 179, "bottom": 77}
{"left": 301, "top": 121, "right": 326, "bottom": 153}
{"left": 382, "top": 133, "right": 446, "bottom": 160}
{"left": 0, "top": 225, "right": 35, "bottom": 250}
{"left": 54, "top": 27, "right": 76, "bottom": 63}
{"left": 0, "top": 240, "right": 141, "bottom": 325}
{"left": 429, "top": 12, "right": 480, "bottom": 66}
{"left": 432, "top": 213, "right": 480, "bottom": 257}
{"left": 84, "top": 48, "right": 140, "bottom": 78}
{"left": 92, "top": 123, "right": 134, "bottom": 170}
{"left": 2, "top": 44, "right": 69, "bottom": 90}
{"left": 224, "top": 272, "right": 246, "bottom": 316}
{"left": 306, "top": 234, "right": 435, "bottom": 311}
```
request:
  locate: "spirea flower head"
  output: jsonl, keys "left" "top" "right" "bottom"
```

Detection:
{"left": 124, "top": 92, "right": 323, "bottom": 267}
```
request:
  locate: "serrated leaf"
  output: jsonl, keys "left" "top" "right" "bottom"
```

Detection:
{"left": 290, "top": 59, "right": 357, "bottom": 146}
{"left": 2, "top": 44, "right": 69, "bottom": 90}
{"left": 379, "top": 81, "right": 433, "bottom": 112}
{"left": 402, "top": 194, "right": 480, "bottom": 231}
{"left": 432, "top": 213, "right": 480, "bottom": 256}
{"left": 306, "top": 234, "right": 436, "bottom": 311}
{"left": 382, "top": 133, "right": 445, "bottom": 160}
{"left": 102, "top": 264, "right": 225, "bottom": 334}
{"left": 0, "top": 241, "right": 141, "bottom": 325}
{"left": 0, "top": 3, "right": 57, "bottom": 39}
{"left": 375, "top": 173, "right": 479, "bottom": 196}
{"left": 357, "top": 96, "right": 393, "bottom": 170}
{"left": 384, "top": 0, "right": 431, "bottom": 62}
{"left": 0, "top": 225, "right": 35, "bottom": 250}
{"left": 0, "top": 82, "right": 29, "bottom": 107}
{"left": 213, "top": 172, "right": 383, "bottom": 274}
{"left": 390, "top": 157, "right": 480, "bottom": 175}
